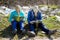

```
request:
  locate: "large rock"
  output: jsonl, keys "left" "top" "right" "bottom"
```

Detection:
{"left": 0, "top": 6, "right": 13, "bottom": 16}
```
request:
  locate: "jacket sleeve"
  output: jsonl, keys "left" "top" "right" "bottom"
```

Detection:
{"left": 38, "top": 11, "right": 42, "bottom": 20}
{"left": 27, "top": 11, "right": 31, "bottom": 23}
{"left": 20, "top": 11, "right": 25, "bottom": 22}
{"left": 20, "top": 11, "right": 24, "bottom": 17}
{"left": 8, "top": 12, "right": 14, "bottom": 22}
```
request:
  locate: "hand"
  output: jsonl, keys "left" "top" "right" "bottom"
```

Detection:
{"left": 30, "top": 21, "right": 35, "bottom": 24}
{"left": 36, "top": 20, "right": 42, "bottom": 23}
{"left": 36, "top": 20, "right": 38, "bottom": 23}
{"left": 38, "top": 20, "right": 42, "bottom": 23}
{"left": 20, "top": 18, "right": 23, "bottom": 20}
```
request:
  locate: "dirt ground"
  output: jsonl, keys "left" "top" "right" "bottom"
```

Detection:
{"left": 0, "top": 36, "right": 60, "bottom": 40}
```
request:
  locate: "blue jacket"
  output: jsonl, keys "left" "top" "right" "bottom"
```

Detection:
{"left": 9, "top": 10, "right": 24, "bottom": 22}
{"left": 27, "top": 9, "right": 42, "bottom": 23}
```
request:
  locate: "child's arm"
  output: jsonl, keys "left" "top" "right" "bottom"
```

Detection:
{"left": 8, "top": 12, "right": 14, "bottom": 22}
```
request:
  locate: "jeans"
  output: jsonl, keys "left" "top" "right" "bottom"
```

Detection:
{"left": 11, "top": 20, "right": 24, "bottom": 31}
{"left": 28, "top": 22, "right": 50, "bottom": 34}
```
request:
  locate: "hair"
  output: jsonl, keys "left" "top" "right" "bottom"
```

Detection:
{"left": 31, "top": 6, "right": 39, "bottom": 13}
{"left": 15, "top": 5, "right": 21, "bottom": 10}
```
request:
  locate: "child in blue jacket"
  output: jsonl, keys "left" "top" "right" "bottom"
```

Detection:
{"left": 27, "top": 6, "right": 57, "bottom": 37}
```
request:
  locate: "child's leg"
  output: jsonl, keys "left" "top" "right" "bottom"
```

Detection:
{"left": 19, "top": 21, "right": 24, "bottom": 31}
{"left": 27, "top": 23, "right": 36, "bottom": 37}
{"left": 38, "top": 23, "right": 50, "bottom": 34}
{"left": 11, "top": 20, "right": 17, "bottom": 31}
{"left": 29, "top": 23, "right": 35, "bottom": 32}
{"left": 38, "top": 22, "right": 57, "bottom": 38}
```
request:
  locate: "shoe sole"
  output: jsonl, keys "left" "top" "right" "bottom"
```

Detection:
{"left": 27, "top": 31, "right": 36, "bottom": 37}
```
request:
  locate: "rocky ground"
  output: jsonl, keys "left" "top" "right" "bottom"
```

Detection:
{"left": 0, "top": 36, "right": 60, "bottom": 40}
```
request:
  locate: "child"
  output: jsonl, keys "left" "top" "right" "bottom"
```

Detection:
{"left": 9, "top": 5, "right": 25, "bottom": 34}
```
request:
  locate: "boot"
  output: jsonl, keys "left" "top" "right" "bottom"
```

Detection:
{"left": 12, "top": 29, "right": 17, "bottom": 34}
{"left": 27, "top": 31, "right": 36, "bottom": 37}
{"left": 46, "top": 29, "right": 57, "bottom": 37}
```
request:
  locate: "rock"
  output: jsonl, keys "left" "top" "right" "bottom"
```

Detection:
{"left": 55, "top": 15, "right": 60, "bottom": 22}
{"left": 51, "top": 9, "right": 60, "bottom": 14}
{"left": 40, "top": 6, "right": 48, "bottom": 11}
{"left": 0, "top": 6, "right": 13, "bottom": 16}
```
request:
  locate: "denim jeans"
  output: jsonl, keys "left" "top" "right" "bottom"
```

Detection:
{"left": 11, "top": 20, "right": 24, "bottom": 31}
{"left": 28, "top": 22, "right": 50, "bottom": 34}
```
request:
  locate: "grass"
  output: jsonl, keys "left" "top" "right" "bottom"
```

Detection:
{"left": 38, "top": 16, "right": 60, "bottom": 37}
{"left": 56, "top": 12, "right": 60, "bottom": 16}
{"left": 39, "top": 5, "right": 59, "bottom": 10}
{"left": 43, "top": 16, "right": 60, "bottom": 29}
